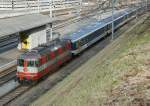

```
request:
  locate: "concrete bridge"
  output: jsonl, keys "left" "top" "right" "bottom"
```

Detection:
{"left": 0, "top": 0, "right": 91, "bottom": 18}
{"left": 0, "top": 14, "right": 55, "bottom": 50}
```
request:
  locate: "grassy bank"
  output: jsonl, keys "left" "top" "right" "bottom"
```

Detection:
{"left": 31, "top": 14, "right": 150, "bottom": 106}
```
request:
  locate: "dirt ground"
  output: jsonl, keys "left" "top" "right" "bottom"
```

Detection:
{"left": 106, "top": 15, "right": 150, "bottom": 106}
{"left": 31, "top": 13, "right": 150, "bottom": 106}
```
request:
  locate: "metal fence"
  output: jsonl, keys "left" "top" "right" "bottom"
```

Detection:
{"left": 0, "top": 0, "right": 80, "bottom": 12}
{"left": 0, "top": 0, "right": 84, "bottom": 18}
{"left": 0, "top": 0, "right": 147, "bottom": 18}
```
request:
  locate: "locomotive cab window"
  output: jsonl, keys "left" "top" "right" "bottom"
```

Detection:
{"left": 18, "top": 59, "right": 24, "bottom": 66}
{"left": 35, "top": 60, "right": 39, "bottom": 67}
{"left": 28, "top": 61, "right": 34, "bottom": 67}
{"left": 27, "top": 60, "right": 39, "bottom": 67}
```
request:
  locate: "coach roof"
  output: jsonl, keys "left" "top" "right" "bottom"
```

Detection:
{"left": 63, "top": 10, "right": 128, "bottom": 42}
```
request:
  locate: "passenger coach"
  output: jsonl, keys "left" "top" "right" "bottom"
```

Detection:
{"left": 63, "top": 8, "right": 140, "bottom": 55}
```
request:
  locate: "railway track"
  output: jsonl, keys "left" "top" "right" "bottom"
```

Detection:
{"left": 0, "top": 60, "right": 17, "bottom": 86}
{"left": 53, "top": 8, "right": 105, "bottom": 30}
{"left": 0, "top": 66, "right": 16, "bottom": 86}
{"left": 0, "top": 85, "right": 31, "bottom": 106}
{"left": 0, "top": 35, "right": 18, "bottom": 53}
{"left": 0, "top": 65, "right": 16, "bottom": 79}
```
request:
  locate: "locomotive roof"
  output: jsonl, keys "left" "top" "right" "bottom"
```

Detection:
{"left": 63, "top": 7, "right": 137, "bottom": 42}
{"left": 19, "top": 38, "right": 66, "bottom": 60}
{"left": 19, "top": 51, "right": 40, "bottom": 60}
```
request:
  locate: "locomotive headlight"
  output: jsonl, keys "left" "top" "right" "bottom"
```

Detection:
{"left": 23, "top": 67, "right": 28, "bottom": 72}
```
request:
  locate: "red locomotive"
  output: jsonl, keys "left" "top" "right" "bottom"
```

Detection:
{"left": 16, "top": 39, "right": 72, "bottom": 84}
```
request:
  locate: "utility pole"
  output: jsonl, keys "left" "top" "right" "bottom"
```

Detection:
{"left": 49, "top": 0, "right": 53, "bottom": 18}
{"left": 2, "top": 0, "right": 4, "bottom": 8}
{"left": 79, "top": 0, "right": 82, "bottom": 17}
{"left": 49, "top": 0, "right": 53, "bottom": 41}
{"left": 38, "top": 0, "right": 40, "bottom": 13}
{"left": 12, "top": 0, "right": 14, "bottom": 9}
{"left": 146, "top": 0, "right": 148, "bottom": 11}
{"left": 111, "top": 0, "right": 115, "bottom": 40}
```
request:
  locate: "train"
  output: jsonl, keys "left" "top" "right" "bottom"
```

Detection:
{"left": 16, "top": 6, "right": 145, "bottom": 84}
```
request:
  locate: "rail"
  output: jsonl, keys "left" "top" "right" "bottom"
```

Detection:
{"left": 0, "top": 85, "right": 30, "bottom": 105}
{"left": 0, "top": 60, "right": 17, "bottom": 72}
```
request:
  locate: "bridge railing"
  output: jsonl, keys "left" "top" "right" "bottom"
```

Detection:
{"left": 0, "top": 0, "right": 80, "bottom": 11}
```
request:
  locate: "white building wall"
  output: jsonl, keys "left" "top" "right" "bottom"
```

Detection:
{"left": 29, "top": 28, "right": 47, "bottom": 49}
{"left": 38, "top": 29, "right": 47, "bottom": 45}
{"left": 18, "top": 26, "right": 47, "bottom": 50}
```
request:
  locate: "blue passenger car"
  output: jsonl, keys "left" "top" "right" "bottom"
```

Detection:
{"left": 63, "top": 7, "right": 139, "bottom": 55}
{"left": 63, "top": 21, "right": 109, "bottom": 54}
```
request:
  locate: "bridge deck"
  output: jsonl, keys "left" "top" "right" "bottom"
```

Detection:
{"left": 0, "top": 14, "right": 54, "bottom": 38}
